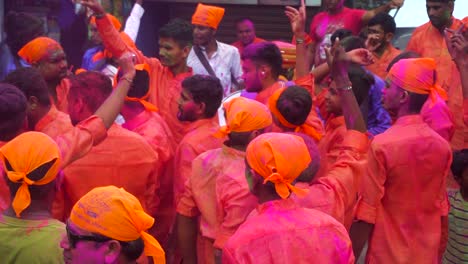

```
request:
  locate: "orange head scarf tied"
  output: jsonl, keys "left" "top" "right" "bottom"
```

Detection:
{"left": 0, "top": 132, "right": 61, "bottom": 217}
{"left": 18, "top": 37, "right": 63, "bottom": 64}
{"left": 246, "top": 133, "right": 311, "bottom": 199}
{"left": 268, "top": 87, "right": 322, "bottom": 141}
{"left": 191, "top": 3, "right": 225, "bottom": 29}
{"left": 89, "top": 14, "right": 122, "bottom": 31}
{"left": 215, "top": 97, "right": 272, "bottom": 138}
{"left": 387, "top": 58, "right": 448, "bottom": 106}
{"left": 70, "top": 186, "right": 165, "bottom": 263}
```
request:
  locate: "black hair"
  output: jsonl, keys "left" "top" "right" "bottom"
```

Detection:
{"left": 5, "top": 11, "right": 45, "bottom": 55}
{"left": 340, "top": 36, "right": 365, "bottom": 52}
{"left": 368, "top": 12, "right": 397, "bottom": 34}
{"left": 347, "top": 64, "right": 374, "bottom": 106}
{"left": 181, "top": 75, "right": 223, "bottom": 118}
{"left": 92, "top": 234, "right": 144, "bottom": 261}
{"left": 408, "top": 92, "right": 429, "bottom": 114}
{"left": 3, "top": 67, "right": 51, "bottom": 106}
{"left": 276, "top": 86, "right": 312, "bottom": 125}
{"left": 242, "top": 42, "right": 283, "bottom": 79}
{"left": 235, "top": 17, "right": 254, "bottom": 26}
{"left": 0, "top": 83, "right": 27, "bottom": 141}
{"left": 159, "top": 18, "right": 193, "bottom": 48}
{"left": 121, "top": 69, "right": 150, "bottom": 99}
{"left": 69, "top": 71, "right": 112, "bottom": 113}
{"left": 451, "top": 149, "right": 468, "bottom": 179}
{"left": 331, "top": 28, "right": 353, "bottom": 45}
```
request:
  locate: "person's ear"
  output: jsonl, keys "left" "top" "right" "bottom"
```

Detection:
{"left": 400, "top": 90, "right": 409, "bottom": 105}
{"left": 28, "top": 96, "right": 39, "bottom": 111}
{"left": 384, "top": 32, "right": 394, "bottom": 43}
{"left": 197, "top": 101, "right": 206, "bottom": 117}
{"left": 182, "top": 45, "right": 192, "bottom": 58}
{"left": 104, "top": 240, "right": 121, "bottom": 264}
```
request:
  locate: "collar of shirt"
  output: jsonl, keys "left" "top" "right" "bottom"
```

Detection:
{"left": 185, "top": 118, "right": 218, "bottom": 133}
{"left": 393, "top": 114, "right": 425, "bottom": 127}
{"left": 122, "top": 110, "right": 151, "bottom": 131}
{"left": 222, "top": 144, "right": 246, "bottom": 159}
{"left": 34, "top": 105, "right": 61, "bottom": 132}
{"left": 257, "top": 198, "right": 300, "bottom": 215}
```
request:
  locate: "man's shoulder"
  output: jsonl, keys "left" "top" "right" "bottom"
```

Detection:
{"left": 217, "top": 41, "right": 240, "bottom": 53}
{"left": 106, "top": 125, "right": 157, "bottom": 157}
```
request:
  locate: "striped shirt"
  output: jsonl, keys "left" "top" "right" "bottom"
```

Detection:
{"left": 443, "top": 190, "right": 468, "bottom": 264}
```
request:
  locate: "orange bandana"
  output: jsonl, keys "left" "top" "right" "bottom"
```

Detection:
{"left": 89, "top": 14, "right": 122, "bottom": 31}
{"left": 387, "top": 58, "right": 448, "bottom": 106}
{"left": 70, "top": 186, "right": 165, "bottom": 263}
{"left": 246, "top": 133, "right": 310, "bottom": 199}
{"left": 0, "top": 132, "right": 61, "bottom": 217}
{"left": 18, "top": 37, "right": 63, "bottom": 64}
{"left": 191, "top": 3, "right": 225, "bottom": 29}
{"left": 268, "top": 87, "right": 322, "bottom": 141}
{"left": 215, "top": 97, "right": 272, "bottom": 138}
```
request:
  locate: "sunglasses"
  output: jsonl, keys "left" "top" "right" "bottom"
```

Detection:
{"left": 65, "top": 224, "right": 110, "bottom": 248}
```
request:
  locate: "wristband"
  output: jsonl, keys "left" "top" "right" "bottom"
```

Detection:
{"left": 119, "top": 76, "right": 133, "bottom": 84}
{"left": 337, "top": 85, "right": 353, "bottom": 91}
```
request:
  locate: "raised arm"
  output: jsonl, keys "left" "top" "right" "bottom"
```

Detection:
{"left": 285, "top": 0, "right": 310, "bottom": 79}
{"left": 124, "top": 0, "right": 145, "bottom": 42}
{"left": 362, "top": 0, "right": 404, "bottom": 25}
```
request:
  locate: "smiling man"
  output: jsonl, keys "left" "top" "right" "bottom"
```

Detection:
{"left": 231, "top": 18, "right": 266, "bottom": 56}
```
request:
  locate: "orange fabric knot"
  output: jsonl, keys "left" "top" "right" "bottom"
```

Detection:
{"left": 387, "top": 58, "right": 448, "bottom": 108}
{"left": 70, "top": 186, "right": 165, "bottom": 263}
{"left": 18, "top": 37, "right": 63, "bottom": 64}
{"left": 246, "top": 133, "right": 311, "bottom": 199}
{"left": 191, "top": 3, "right": 225, "bottom": 29}
{"left": 0, "top": 132, "right": 61, "bottom": 217}
{"left": 268, "top": 87, "right": 322, "bottom": 141}
{"left": 214, "top": 97, "right": 272, "bottom": 138}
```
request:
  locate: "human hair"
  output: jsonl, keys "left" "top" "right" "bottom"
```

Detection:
{"left": 68, "top": 71, "right": 112, "bottom": 113}
{"left": 159, "top": 18, "right": 193, "bottom": 48}
{"left": 407, "top": 92, "right": 429, "bottom": 114}
{"left": 287, "top": 132, "right": 320, "bottom": 183}
{"left": 386, "top": 51, "right": 421, "bottom": 72}
{"left": 121, "top": 69, "right": 150, "bottom": 99}
{"left": 5, "top": 11, "right": 45, "bottom": 55}
{"left": 0, "top": 83, "right": 27, "bottom": 141}
{"left": 451, "top": 149, "right": 468, "bottom": 179}
{"left": 4, "top": 158, "right": 56, "bottom": 200}
{"left": 242, "top": 42, "right": 283, "bottom": 79}
{"left": 340, "top": 36, "right": 365, "bottom": 52}
{"left": 331, "top": 28, "right": 353, "bottom": 45}
{"left": 181, "top": 75, "right": 223, "bottom": 118}
{"left": 235, "top": 17, "right": 254, "bottom": 26}
{"left": 92, "top": 234, "right": 144, "bottom": 261}
{"left": 276, "top": 86, "right": 312, "bottom": 126}
{"left": 347, "top": 64, "right": 374, "bottom": 106}
{"left": 368, "top": 12, "right": 396, "bottom": 34}
{"left": 3, "top": 67, "right": 51, "bottom": 106}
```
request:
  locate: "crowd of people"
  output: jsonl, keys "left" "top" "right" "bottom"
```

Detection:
{"left": 0, "top": 0, "right": 467, "bottom": 263}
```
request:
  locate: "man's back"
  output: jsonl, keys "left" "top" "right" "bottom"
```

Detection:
{"left": 358, "top": 115, "right": 452, "bottom": 263}
{"left": 53, "top": 124, "right": 159, "bottom": 221}
{"left": 223, "top": 199, "right": 354, "bottom": 264}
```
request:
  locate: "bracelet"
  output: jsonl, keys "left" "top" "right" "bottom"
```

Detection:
{"left": 337, "top": 85, "right": 353, "bottom": 91}
{"left": 296, "top": 38, "right": 305, "bottom": 45}
{"left": 119, "top": 76, "right": 133, "bottom": 84}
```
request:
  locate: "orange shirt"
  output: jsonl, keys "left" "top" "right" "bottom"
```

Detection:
{"left": 222, "top": 199, "right": 354, "bottom": 264}
{"left": 316, "top": 115, "right": 346, "bottom": 179}
{"left": 356, "top": 115, "right": 452, "bottom": 263}
{"left": 122, "top": 110, "right": 175, "bottom": 244}
{"left": 406, "top": 18, "right": 465, "bottom": 149}
{"left": 52, "top": 124, "right": 159, "bottom": 221}
{"left": 420, "top": 94, "right": 455, "bottom": 142}
{"left": 173, "top": 118, "right": 224, "bottom": 205}
{"left": 96, "top": 15, "right": 192, "bottom": 143}
{"left": 366, "top": 45, "right": 401, "bottom": 80}
{"left": 231, "top": 37, "right": 266, "bottom": 56}
{"left": 294, "top": 130, "right": 369, "bottom": 230}
{"left": 464, "top": 99, "right": 468, "bottom": 126}
{"left": 35, "top": 105, "right": 73, "bottom": 140}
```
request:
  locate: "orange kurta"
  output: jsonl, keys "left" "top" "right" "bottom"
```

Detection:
{"left": 231, "top": 37, "right": 266, "bottom": 56}
{"left": 316, "top": 115, "right": 346, "bottom": 179}
{"left": 52, "top": 124, "right": 159, "bottom": 222}
{"left": 96, "top": 15, "right": 192, "bottom": 143}
{"left": 173, "top": 118, "right": 224, "bottom": 206}
{"left": 356, "top": 115, "right": 452, "bottom": 263}
{"left": 222, "top": 199, "right": 354, "bottom": 264}
{"left": 406, "top": 18, "right": 465, "bottom": 149}
{"left": 293, "top": 130, "right": 369, "bottom": 230}
{"left": 122, "top": 110, "right": 175, "bottom": 244}
{"left": 366, "top": 45, "right": 401, "bottom": 80}
{"left": 34, "top": 105, "right": 73, "bottom": 140}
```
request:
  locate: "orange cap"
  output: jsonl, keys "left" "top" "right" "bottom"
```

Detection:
{"left": 246, "top": 133, "right": 310, "bottom": 199}
{"left": 0, "top": 132, "right": 61, "bottom": 217}
{"left": 215, "top": 97, "right": 272, "bottom": 138}
{"left": 89, "top": 14, "right": 122, "bottom": 31}
{"left": 268, "top": 87, "right": 322, "bottom": 141}
{"left": 18, "top": 37, "right": 63, "bottom": 64}
{"left": 191, "top": 3, "right": 225, "bottom": 29}
{"left": 70, "top": 186, "right": 165, "bottom": 263}
{"left": 387, "top": 58, "right": 448, "bottom": 107}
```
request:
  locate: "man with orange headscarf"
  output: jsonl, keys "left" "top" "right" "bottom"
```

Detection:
{"left": 61, "top": 186, "right": 165, "bottom": 263}
{"left": 177, "top": 97, "right": 271, "bottom": 264}
{"left": 81, "top": 0, "right": 193, "bottom": 143}
{"left": 351, "top": 58, "right": 453, "bottom": 263}
{"left": 188, "top": 3, "right": 242, "bottom": 97}
{"left": 222, "top": 132, "right": 354, "bottom": 264}
{"left": 120, "top": 64, "right": 176, "bottom": 247}
{"left": 0, "top": 132, "right": 65, "bottom": 263}
{"left": 406, "top": 0, "right": 465, "bottom": 149}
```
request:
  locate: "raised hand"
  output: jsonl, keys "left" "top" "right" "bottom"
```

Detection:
{"left": 389, "top": 0, "right": 404, "bottom": 9}
{"left": 444, "top": 25, "right": 468, "bottom": 64}
{"left": 347, "top": 48, "right": 374, "bottom": 66}
{"left": 285, "top": 0, "right": 306, "bottom": 35}
{"left": 117, "top": 52, "right": 136, "bottom": 80}
{"left": 73, "top": 0, "right": 105, "bottom": 15}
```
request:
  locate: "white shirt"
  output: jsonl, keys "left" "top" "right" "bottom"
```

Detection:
{"left": 124, "top": 3, "right": 144, "bottom": 42}
{"left": 188, "top": 41, "right": 243, "bottom": 97}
